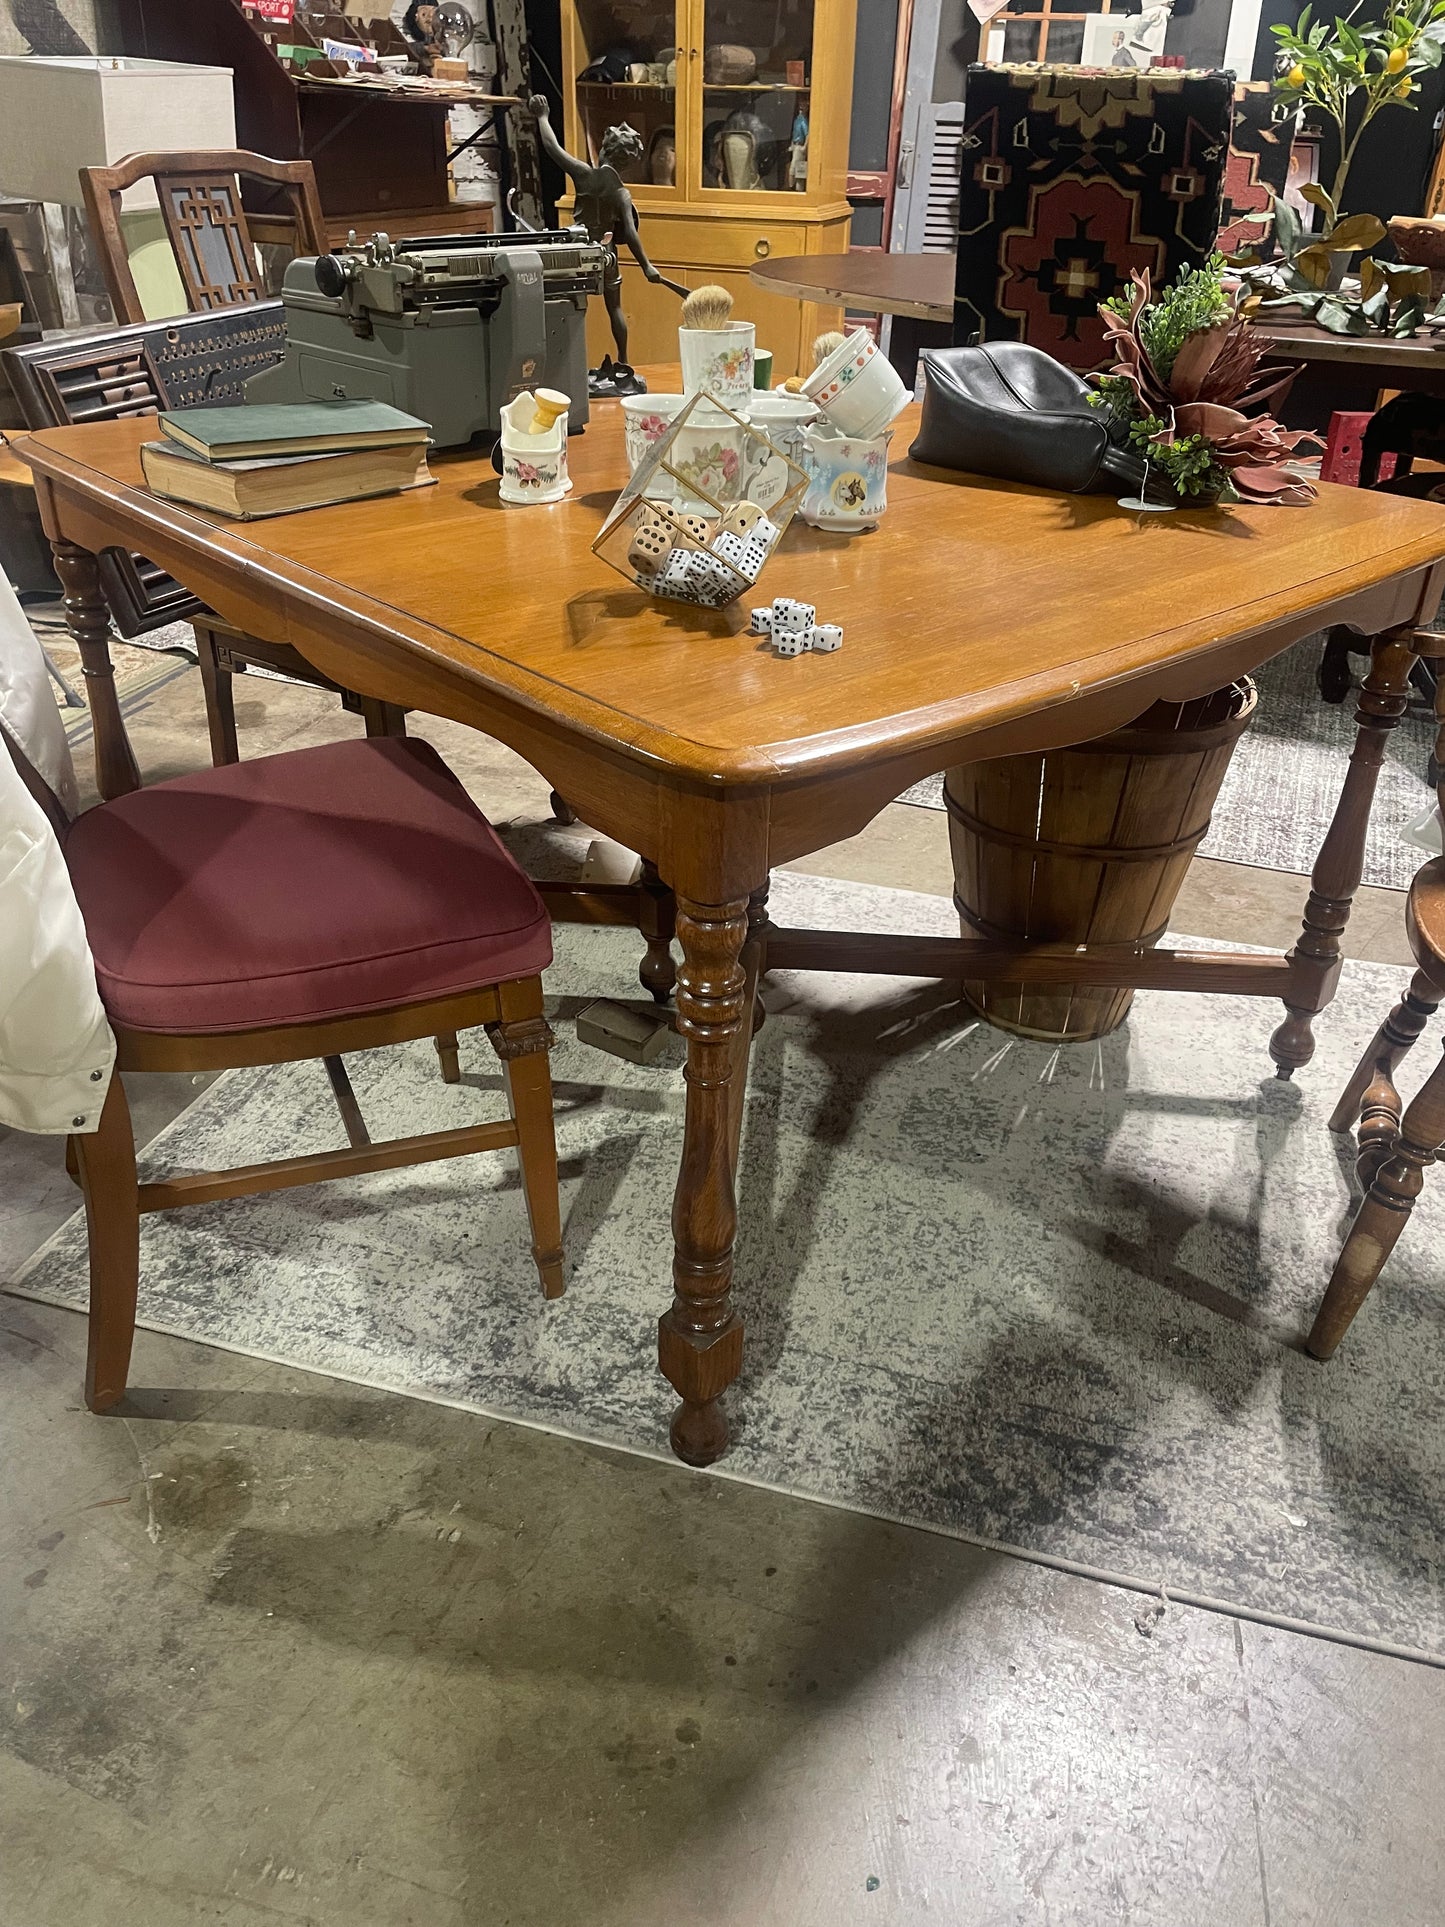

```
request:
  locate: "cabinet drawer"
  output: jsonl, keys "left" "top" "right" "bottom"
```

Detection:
{"left": 644, "top": 218, "right": 811, "bottom": 272}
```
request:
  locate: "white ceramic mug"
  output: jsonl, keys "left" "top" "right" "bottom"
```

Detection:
{"left": 800, "top": 424, "right": 893, "bottom": 531}
{"left": 678, "top": 321, "right": 755, "bottom": 414}
{"left": 620, "top": 393, "right": 688, "bottom": 475}
{"left": 668, "top": 404, "right": 751, "bottom": 504}
{"left": 802, "top": 327, "right": 910, "bottom": 441}
{"left": 746, "top": 390, "right": 817, "bottom": 468}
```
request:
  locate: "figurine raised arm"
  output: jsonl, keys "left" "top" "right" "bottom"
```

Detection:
{"left": 526, "top": 94, "right": 686, "bottom": 396}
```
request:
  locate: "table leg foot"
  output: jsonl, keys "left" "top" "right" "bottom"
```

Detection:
{"left": 1270, "top": 1004, "right": 1318, "bottom": 1078}
{"left": 660, "top": 1308, "right": 743, "bottom": 1466}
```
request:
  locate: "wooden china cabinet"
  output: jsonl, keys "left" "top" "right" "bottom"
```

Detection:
{"left": 560, "top": 0, "right": 855, "bottom": 378}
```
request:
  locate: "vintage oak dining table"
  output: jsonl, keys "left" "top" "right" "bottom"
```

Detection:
{"left": 16, "top": 387, "right": 1445, "bottom": 1466}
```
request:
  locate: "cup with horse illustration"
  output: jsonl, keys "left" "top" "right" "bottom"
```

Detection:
{"left": 799, "top": 423, "right": 893, "bottom": 531}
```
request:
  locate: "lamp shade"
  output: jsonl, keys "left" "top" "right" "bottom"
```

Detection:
{"left": 0, "top": 57, "right": 236, "bottom": 210}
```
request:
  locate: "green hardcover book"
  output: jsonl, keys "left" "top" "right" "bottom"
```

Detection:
{"left": 158, "top": 400, "right": 430, "bottom": 464}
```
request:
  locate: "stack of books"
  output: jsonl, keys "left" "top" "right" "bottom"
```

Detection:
{"left": 139, "top": 401, "right": 434, "bottom": 520}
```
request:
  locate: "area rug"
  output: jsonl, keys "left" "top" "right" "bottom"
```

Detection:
{"left": 896, "top": 634, "right": 1435, "bottom": 893}
{"left": 20, "top": 598, "right": 199, "bottom": 745}
{"left": 10, "top": 872, "right": 1445, "bottom": 1659}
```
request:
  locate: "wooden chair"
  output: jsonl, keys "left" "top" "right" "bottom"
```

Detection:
{"left": 3, "top": 309, "right": 407, "bottom": 760}
{"left": 1312, "top": 630, "right": 1445, "bottom": 1357}
{"left": 79, "top": 148, "right": 328, "bottom": 329}
{"left": 3, "top": 717, "right": 566, "bottom": 1415}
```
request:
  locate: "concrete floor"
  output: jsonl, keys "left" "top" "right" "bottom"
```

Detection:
{"left": 3, "top": 654, "right": 1441, "bottom": 1925}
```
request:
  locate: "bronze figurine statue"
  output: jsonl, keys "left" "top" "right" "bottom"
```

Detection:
{"left": 526, "top": 95, "right": 686, "bottom": 396}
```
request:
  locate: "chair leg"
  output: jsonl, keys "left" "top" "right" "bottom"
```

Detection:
{"left": 1309, "top": 1035, "right": 1445, "bottom": 1359}
{"left": 194, "top": 624, "right": 240, "bottom": 766}
{"left": 1328, "top": 967, "right": 1440, "bottom": 1144}
{"left": 434, "top": 1031, "right": 461, "bottom": 1083}
{"left": 358, "top": 697, "right": 408, "bottom": 738}
{"left": 488, "top": 980, "right": 564, "bottom": 1300}
{"left": 72, "top": 1075, "right": 140, "bottom": 1413}
{"left": 638, "top": 860, "right": 677, "bottom": 1004}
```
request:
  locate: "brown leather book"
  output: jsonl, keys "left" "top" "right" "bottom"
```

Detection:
{"left": 139, "top": 441, "right": 434, "bottom": 520}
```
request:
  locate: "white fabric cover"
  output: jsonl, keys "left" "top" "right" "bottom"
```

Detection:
{"left": 0, "top": 575, "right": 115, "bottom": 1134}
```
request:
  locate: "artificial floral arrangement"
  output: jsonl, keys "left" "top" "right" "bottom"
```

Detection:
{"left": 1090, "top": 258, "right": 1322, "bottom": 506}
{"left": 1229, "top": 0, "right": 1445, "bottom": 335}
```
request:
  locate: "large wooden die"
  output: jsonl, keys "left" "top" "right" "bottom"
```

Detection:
{"left": 593, "top": 392, "right": 807, "bottom": 610}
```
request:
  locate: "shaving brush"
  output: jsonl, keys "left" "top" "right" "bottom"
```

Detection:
{"left": 528, "top": 388, "right": 569, "bottom": 434}
{"left": 811, "top": 330, "right": 845, "bottom": 368}
{"left": 680, "top": 283, "right": 735, "bottom": 331}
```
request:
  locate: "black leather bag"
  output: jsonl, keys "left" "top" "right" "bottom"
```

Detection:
{"left": 909, "top": 342, "right": 1148, "bottom": 496}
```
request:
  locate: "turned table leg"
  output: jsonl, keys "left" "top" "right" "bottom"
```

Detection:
{"left": 659, "top": 894, "right": 750, "bottom": 1467}
{"left": 638, "top": 859, "right": 678, "bottom": 1004}
{"left": 727, "top": 881, "right": 770, "bottom": 1177}
{"left": 50, "top": 540, "right": 139, "bottom": 801}
{"left": 1270, "top": 628, "right": 1417, "bottom": 1078}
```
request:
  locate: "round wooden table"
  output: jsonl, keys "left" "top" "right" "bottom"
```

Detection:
{"left": 750, "top": 251, "right": 952, "bottom": 322}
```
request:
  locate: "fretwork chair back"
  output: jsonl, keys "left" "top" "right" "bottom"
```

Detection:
{"left": 2, "top": 310, "right": 406, "bottom": 767}
{"left": 79, "top": 148, "right": 328, "bottom": 329}
{"left": 1312, "top": 623, "right": 1445, "bottom": 1356}
{"left": 1, "top": 626, "right": 565, "bottom": 1415}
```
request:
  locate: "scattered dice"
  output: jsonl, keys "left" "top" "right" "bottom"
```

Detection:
{"left": 764, "top": 609, "right": 844, "bottom": 657}
{"left": 771, "top": 597, "right": 815, "bottom": 634}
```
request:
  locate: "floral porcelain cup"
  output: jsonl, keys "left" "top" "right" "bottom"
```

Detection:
{"left": 669, "top": 404, "right": 749, "bottom": 499}
{"left": 802, "top": 327, "right": 910, "bottom": 441}
{"left": 621, "top": 393, "right": 687, "bottom": 475}
{"left": 678, "top": 321, "right": 755, "bottom": 413}
{"left": 800, "top": 423, "right": 893, "bottom": 531}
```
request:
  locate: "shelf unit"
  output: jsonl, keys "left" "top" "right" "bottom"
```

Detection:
{"left": 114, "top": 0, "right": 504, "bottom": 241}
{"left": 560, "top": 0, "right": 856, "bottom": 379}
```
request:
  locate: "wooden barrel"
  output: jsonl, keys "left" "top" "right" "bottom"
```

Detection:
{"left": 944, "top": 680, "right": 1257, "bottom": 1042}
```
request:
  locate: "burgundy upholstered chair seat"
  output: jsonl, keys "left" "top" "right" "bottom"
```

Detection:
{"left": 63, "top": 737, "right": 552, "bottom": 1033}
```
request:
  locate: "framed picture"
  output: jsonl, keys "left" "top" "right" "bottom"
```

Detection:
{"left": 1284, "top": 133, "right": 1322, "bottom": 221}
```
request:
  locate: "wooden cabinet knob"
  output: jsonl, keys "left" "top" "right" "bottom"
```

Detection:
{"left": 754, "top": 237, "right": 771, "bottom": 257}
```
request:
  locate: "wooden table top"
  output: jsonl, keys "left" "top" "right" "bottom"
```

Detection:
{"left": 750, "top": 252, "right": 1445, "bottom": 376}
{"left": 18, "top": 391, "right": 1445, "bottom": 790}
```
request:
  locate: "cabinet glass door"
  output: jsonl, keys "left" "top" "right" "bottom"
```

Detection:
{"left": 697, "top": 0, "right": 813, "bottom": 196}
{"left": 572, "top": 0, "right": 684, "bottom": 195}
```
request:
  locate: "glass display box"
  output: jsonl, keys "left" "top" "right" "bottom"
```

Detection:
{"left": 593, "top": 392, "right": 807, "bottom": 606}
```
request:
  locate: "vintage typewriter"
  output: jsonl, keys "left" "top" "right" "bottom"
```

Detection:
{"left": 245, "top": 228, "right": 608, "bottom": 446}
